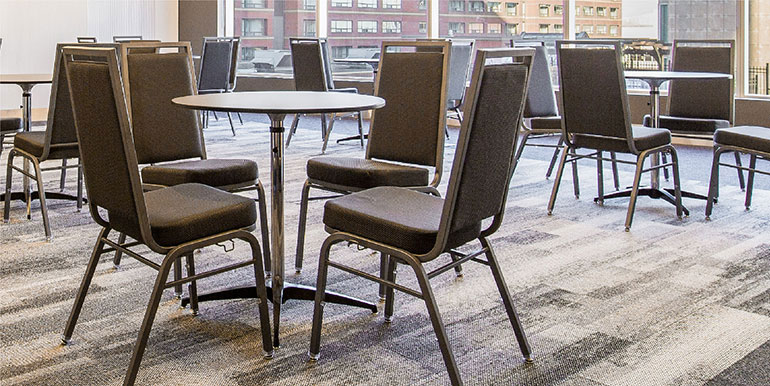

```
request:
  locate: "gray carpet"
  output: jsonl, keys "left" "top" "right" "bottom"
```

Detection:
{"left": 2, "top": 115, "right": 770, "bottom": 385}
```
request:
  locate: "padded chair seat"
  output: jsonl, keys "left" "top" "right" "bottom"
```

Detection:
{"left": 307, "top": 157, "right": 429, "bottom": 190}
{"left": 13, "top": 131, "right": 80, "bottom": 159}
{"left": 1, "top": 117, "right": 22, "bottom": 134}
{"left": 324, "top": 186, "right": 481, "bottom": 256}
{"left": 526, "top": 116, "right": 562, "bottom": 132}
{"left": 141, "top": 158, "right": 258, "bottom": 188}
{"left": 141, "top": 183, "right": 256, "bottom": 246}
{"left": 643, "top": 114, "right": 730, "bottom": 135}
{"left": 573, "top": 125, "right": 671, "bottom": 153}
{"left": 714, "top": 126, "right": 770, "bottom": 154}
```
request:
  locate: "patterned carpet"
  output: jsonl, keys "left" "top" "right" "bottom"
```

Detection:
{"left": 2, "top": 116, "right": 770, "bottom": 385}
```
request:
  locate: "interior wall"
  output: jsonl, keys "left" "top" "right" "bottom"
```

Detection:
{"left": 178, "top": 0, "right": 218, "bottom": 57}
{"left": 0, "top": 0, "right": 178, "bottom": 110}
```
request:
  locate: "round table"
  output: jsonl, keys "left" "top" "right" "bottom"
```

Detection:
{"left": 0, "top": 74, "right": 52, "bottom": 132}
{"left": 173, "top": 91, "right": 385, "bottom": 347}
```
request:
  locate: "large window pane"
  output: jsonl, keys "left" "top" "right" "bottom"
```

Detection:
{"left": 749, "top": 0, "right": 770, "bottom": 95}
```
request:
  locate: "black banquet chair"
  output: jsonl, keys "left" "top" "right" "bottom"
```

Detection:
{"left": 59, "top": 46, "right": 272, "bottom": 385}
{"left": 199, "top": 37, "right": 240, "bottom": 135}
{"left": 308, "top": 47, "right": 535, "bottom": 386}
{"left": 548, "top": 40, "right": 684, "bottom": 231}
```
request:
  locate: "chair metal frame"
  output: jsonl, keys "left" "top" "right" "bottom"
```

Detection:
{"left": 59, "top": 46, "right": 273, "bottom": 386}
{"left": 113, "top": 35, "right": 143, "bottom": 43}
{"left": 294, "top": 40, "right": 451, "bottom": 277}
{"left": 547, "top": 40, "right": 684, "bottom": 231}
{"left": 308, "top": 48, "right": 536, "bottom": 386}
{"left": 706, "top": 136, "right": 770, "bottom": 219}
{"left": 76, "top": 36, "right": 97, "bottom": 43}
{"left": 199, "top": 37, "right": 240, "bottom": 134}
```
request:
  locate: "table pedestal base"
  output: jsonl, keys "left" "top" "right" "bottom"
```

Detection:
{"left": 0, "top": 191, "right": 85, "bottom": 204}
{"left": 596, "top": 187, "right": 691, "bottom": 217}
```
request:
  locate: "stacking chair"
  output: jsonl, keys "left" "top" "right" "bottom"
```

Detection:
{"left": 3, "top": 43, "right": 85, "bottom": 241}
{"left": 113, "top": 35, "right": 143, "bottom": 42}
{"left": 706, "top": 126, "right": 770, "bottom": 218}
{"left": 643, "top": 40, "right": 739, "bottom": 187}
{"left": 287, "top": 37, "right": 365, "bottom": 153}
{"left": 59, "top": 46, "right": 273, "bottom": 385}
{"left": 308, "top": 48, "right": 536, "bottom": 385}
{"left": 115, "top": 41, "right": 271, "bottom": 278}
{"left": 199, "top": 37, "right": 239, "bottom": 135}
{"left": 444, "top": 40, "right": 474, "bottom": 126}
{"left": 294, "top": 40, "right": 451, "bottom": 276}
{"left": 76, "top": 36, "right": 97, "bottom": 43}
{"left": 226, "top": 36, "right": 245, "bottom": 125}
{"left": 548, "top": 40, "right": 683, "bottom": 231}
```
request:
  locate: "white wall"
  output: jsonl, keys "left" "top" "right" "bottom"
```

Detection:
{"left": 0, "top": 0, "right": 178, "bottom": 110}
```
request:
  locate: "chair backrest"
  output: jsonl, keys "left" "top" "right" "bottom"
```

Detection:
{"left": 290, "top": 37, "right": 329, "bottom": 92}
{"left": 319, "top": 39, "right": 336, "bottom": 90}
{"left": 198, "top": 37, "right": 233, "bottom": 93}
{"left": 120, "top": 41, "right": 205, "bottom": 165}
{"left": 428, "top": 48, "right": 533, "bottom": 258}
{"left": 229, "top": 37, "right": 241, "bottom": 91}
{"left": 61, "top": 46, "right": 160, "bottom": 251}
{"left": 366, "top": 41, "right": 450, "bottom": 185}
{"left": 667, "top": 39, "right": 735, "bottom": 124}
{"left": 556, "top": 40, "right": 637, "bottom": 153}
{"left": 514, "top": 41, "right": 558, "bottom": 118}
{"left": 77, "top": 37, "right": 97, "bottom": 43}
{"left": 446, "top": 40, "right": 474, "bottom": 104}
{"left": 113, "top": 35, "right": 143, "bottom": 43}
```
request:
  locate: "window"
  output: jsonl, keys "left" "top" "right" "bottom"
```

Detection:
{"left": 357, "top": 20, "right": 377, "bottom": 33}
{"left": 506, "top": 2, "right": 517, "bottom": 15}
{"left": 382, "top": 0, "right": 400, "bottom": 9}
{"left": 488, "top": 23, "right": 501, "bottom": 34}
{"left": 470, "top": 1, "right": 484, "bottom": 12}
{"left": 241, "top": 46, "right": 258, "bottom": 61}
{"left": 358, "top": 0, "right": 376, "bottom": 7}
{"left": 242, "top": 18, "right": 267, "bottom": 36}
{"left": 449, "top": 22, "right": 465, "bottom": 35}
{"left": 554, "top": 5, "right": 563, "bottom": 15}
{"left": 418, "top": 0, "right": 426, "bottom": 10}
{"left": 609, "top": 25, "right": 618, "bottom": 36}
{"left": 331, "top": 20, "right": 353, "bottom": 33}
{"left": 575, "top": 5, "right": 581, "bottom": 16}
{"left": 242, "top": 0, "right": 266, "bottom": 8}
{"left": 331, "top": 46, "right": 351, "bottom": 59}
{"left": 749, "top": 0, "right": 770, "bottom": 95}
{"left": 419, "top": 21, "right": 427, "bottom": 33}
{"left": 539, "top": 4, "right": 549, "bottom": 17}
{"left": 450, "top": 1, "right": 464, "bottom": 11}
{"left": 331, "top": 0, "right": 352, "bottom": 7}
{"left": 303, "top": 19, "right": 316, "bottom": 37}
{"left": 583, "top": 24, "right": 594, "bottom": 34}
{"left": 304, "top": 0, "right": 316, "bottom": 10}
{"left": 610, "top": 7, "right": 618, "bottom": 19}
{"left": 597, "top": 25, "right": 608, "bottom": 35}
{"left": 506, "top": 23, "right": 518, "bottom": 36}
{"left": 469, "top": 22, "right": 484, "bottom": 34}
{"left": 597, "top": 7, "right": 606, "bottom": 17}
{"left": 575, "top": 24, "right": 581, "bottom": 33}
{"left": 539, "top": 24, "right": 549, "bottom": 33}
{"left": 583, "top": 6, "right": 594, "bottom": 16}
{"left": 554, "top": 24, "right": 563, "bottom": 33}
{"left": 487, "top": 2, "right": 501, "bottom": 13}
{"left": 382, "top": 21, "right": 401, "bottom": 33}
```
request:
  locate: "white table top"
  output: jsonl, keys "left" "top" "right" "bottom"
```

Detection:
{"left": 0, "top": 74, "right": 52, "bottom": 85}
{"left": 173, "top": 91, "right": 385, "bottom": 115}
{"left": 625, "top": 70, "right": 732, "bottom": 88}
{"left": 333, "top": 58, "right": 380, "bottom": 64}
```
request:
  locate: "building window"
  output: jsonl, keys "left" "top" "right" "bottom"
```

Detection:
{"left": 330, "top": 20, "right": 353, "bottom": 33}
{"left": 487, "top": 2, "right": 501, "bottom": 13}
{"left": 242, "top": 18, "right": 267, "bottom": 36}
{"left": 449, "top": 22, "right": 465, "bottom": 35}
{"left": 597, "top": 25, "right": 607, "bottom": 34}
{"left": 331, "top": 46, "right": 351, "bottom": 59}
{"left": 554, "top": 5, "right": 563, "bottom": 15}
{"left": 470, "top": 1, "right": 484, "bottom": 12}
{"left": 382, "top": 0, "right": 401, "bottom": 9}
{"left": 450, "top": 1, "right": 464, "bottom": 11}
{"left": 539, "top": 4, "right": 549, "bottom": 17}
{"left": 584, "top": 24, "right": 594, "bottom": 34}
{"left": 575, "top": 24, "right": 582, "bottom": 33}
{"left": 506, "top": 23, "right": 518, "bottom": 36}
{"left": 418, "top": 0, "right": 426, "bottom": 10}
{"left": 242, "top": 0, "right": 266, "bottom": 8}
{"left": 554, "top": 24, "right": 563, "bottom": 33}
{"left": 331, "top": 0, "right": 352, "bottom": 7}
{"left": 597, "top": 7, "right": 607, "bottom": 17}
{"left": 488, "top": 23, "right": 501, "bottom": 34}
{"left": 382, "top": 21, "right": 401, "bottom": 33}
{"left": 609, "top": 25, "right": 618, "bottom": 36}
{"left": 539, "top": 24, "right": 549, "bottom": 33}
{"left": 358, "top": 0, "right": 376, "bottom": 7}
{"left": 418, "top": 21, "right": 427, "bottom": 33}
{"left": 506, "top": 2, "right": 517, "bottom": 16}
{"left": 583, "top": 6, "right": 594, "bottom": 16}
{"left": 575, "top": 5, "right": 581, "bottom": 16}
{"left": 304, "top": 0, "right": 316, "bottom": 10}
{"left": 469, "top": 22, "right": 484, "bottom": 34}
{"left": 610, "top": 7, "right": 618, "bottom": 19}
{"left": 303, "top": 20, "right": 316, "bottom": 37}
{"left": 241, "top": 46, "right": 258, "bottom": 61}
{"left": 357, "top": 20, "right": 377, "bottom": 33}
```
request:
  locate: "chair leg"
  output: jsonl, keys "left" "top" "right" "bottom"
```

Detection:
{"left": 610, "top": 152, "right": 620, "bottom": 191}
{"left": 226, "top": 112, "right": 236, "bottom": 136}
{"left": 320, "top": 114, "right": 328, "bottom": 141}
{"left": 236, "top": 111, "right": 244, "bottom": 125}
{"left": 596, "top": 151, "right": 604, "bottom": 204}
{"left": 547, "top": 146, "right": 570, "bottom": 215}
{"left": 510, "top": 131, "right": 531, "bottom": 177}
{"left": 448, "top": 250, "right": 463, "bottom": 277}
{"left": 322, "top": 114, "right": 335, "bottom": 153}
{"left": 123, "top": 254, "right": 176, "bottom": 385}
{"left": 76, "top": 162, "right": 84, "bottom": 211}
{"left": 286, "top": 114, "right": 300, "bottom": 147}
{"left": 308, "top": 238, "right": 334, "bottom": 361}
{"left": 212, "top": 111, "right": 219, "bottom": 120}
{"left": 357, "top": 112, "right": 364, "bottom": 147}
{"left": 570, "top": 148, "right": 580, "bottom": 199}
{"left": 384, "top": 257, "right": 397, "bottom": 323}
{"left": 61, "top": 227, "right": 111, "bottom": 344}
{"left": 59, "top": 159, "right": 67, "bottom": 191}
{"left": 661, "top": 152, "right": 670, "bottom": 181}
{"left": 4, "top": 150, "right": 16, "bottom": 223}
{"left": 624, "top": 153, "right": 648, "bottom": 231}
{"left": 545, "top": 136, "right": 564, "bottom": 179}
{"left": 735, "top": 151, "right": 746, "bottom": 191}
{"left": 745, "top": 154, "right": 757, "bottom": 210}
{"left": 174, "top": 257, "right": 183, "bottom": 298}
{"left": 246, "top": 232, "right": 274, "bottom": 356}
{"left": 408, "top": 259, "right": 462, "bottom": 386}
{"left": 480, "top": 237, "right": 532, "bottom": 362}
{"left": 705, "top": 148, "right": 723, "bottom": 220}
{"left": 668, "top": 148, "right": 684, "bottom": 220}
{"left": 378, "top": 252, "right": 389, "bottom": 301}
{"left": 31, "top": 158, "right": 52, "bottom": 242}
{"left": 256, "top": 180, "right": 272, "bottom": 277}
{"left": 295, "top": 180, "right": 312, "bottom": 274}
{"left": 113, "top": 232, "right": 127, "bottom": 268}
{"left": 185, "top": 253, "right": 199, "bottom": 315}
